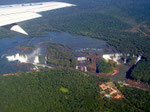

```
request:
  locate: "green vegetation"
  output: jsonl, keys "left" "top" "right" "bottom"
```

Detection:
{"left": 0, "top": 69, "right": 146, "bottom": 112}
{"left": 0, "top": 69, "right": 105, "bottom": 112}
{"left": 130, "top": 60, "right": 150, "bottom": 84}
{"left": 126, "top": 56, "right": 137, "bottom": 66}
{"left": 46, "top": 42, "right": 77, "bottom": 68}
{"left": 18, "top": 45, "right": 36, "bottom": 50}
{"left": 30, "top": 0, "right": 150, "bottom": 58}
{"left": 96, "top": 58, "right": 113, "bottom": 73}
{"left": 116, "top": 83, "right": 150, "bottom": 112}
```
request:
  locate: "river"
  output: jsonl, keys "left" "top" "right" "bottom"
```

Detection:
{"left": 0, "top": 31, "right": 112, "bottom": 75}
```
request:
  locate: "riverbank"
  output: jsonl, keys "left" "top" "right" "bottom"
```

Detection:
{"left": 125, "top": 79, "right": 150, "bottom": 89}
{"left": 97, "top": 69, "right": 119, "bottom": 77}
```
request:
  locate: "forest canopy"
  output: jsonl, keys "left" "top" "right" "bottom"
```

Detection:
{"left": 96, "top": 58, "right": 113, "bottom": 73}
{"left": 130, "top": 60, "right": 150, "bottom": 84}
{"left": 0, "top": 68, "right": 149, "bottom": 112}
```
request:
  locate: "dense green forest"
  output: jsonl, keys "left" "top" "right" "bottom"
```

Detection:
{"left": 116, "top": 83, "right": 150, "bottom": 112}
{"left": 0, "top": 68, "right": 148, "bottom": 112}
{"left": 45, "top": 42, "right": 77, "bottom": 68}
{"left": 96, "top": 58, "right": 113, "bottom": 73}
{"left": 32, "top": 0, "right": 150, "bottom": 58}
{"left": 129, "top": 60, "right": 150, "bottom": 84}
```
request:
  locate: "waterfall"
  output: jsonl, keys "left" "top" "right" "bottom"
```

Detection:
{"left": 34, "top": 56, "right": 39, "bottom": 64}
{"left": 102, "top": 53, "right": 142, "bottom": 65}
{"left": 6, "top": 53, "right": 28, "bottom": 63}
{"left": 102, "top": 53, "right": 122, "bottom": 64}
{"left": 135, "top": 55, "right": 142, "bottom": 64}
{"left": 6, "top": 48, "right": 41, "bottom": 64}
{"left": 124, "top": 58, "right": 127, "bottom": 63}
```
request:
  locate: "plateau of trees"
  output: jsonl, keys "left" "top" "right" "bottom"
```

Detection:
{"left": 96, "top": 58, "right": 113, "bottom": 73}
{"left": 0, "top": 68, "right": 145, "bottom": 112}
{"left": 46, "top": 42, "right": 77, "bottom": 68}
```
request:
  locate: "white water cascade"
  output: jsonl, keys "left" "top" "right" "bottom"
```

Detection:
{"left": 6, "top": 48, "right": 40, "bottom": 64}
{"left": 102, "top": 53, "right": 123, "bottom": 64}
{"left": 135, "top": 55, "right": 142, "bottom": 64}
{"left": 102, "top": 53, "right": 142, "bottom": 65}
{"left": 6, "top": 53, "right": 28, "bottom": 63}
{"left": 34, "top": 56, "right": 40, "bottom": 64}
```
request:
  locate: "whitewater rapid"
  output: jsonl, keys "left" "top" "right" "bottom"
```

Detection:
{"left": 6, "top": 48, "right": 40, "bottom": 64}
{"left": 102, "top": 53, "right": 142, "bottom": 64}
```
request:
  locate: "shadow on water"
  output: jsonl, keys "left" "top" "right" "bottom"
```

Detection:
{"left": 126, "top": 58, "right": 144, "bottom": 80}
{"left": 126, "top": 64, "right": 136, "bottom": 79}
